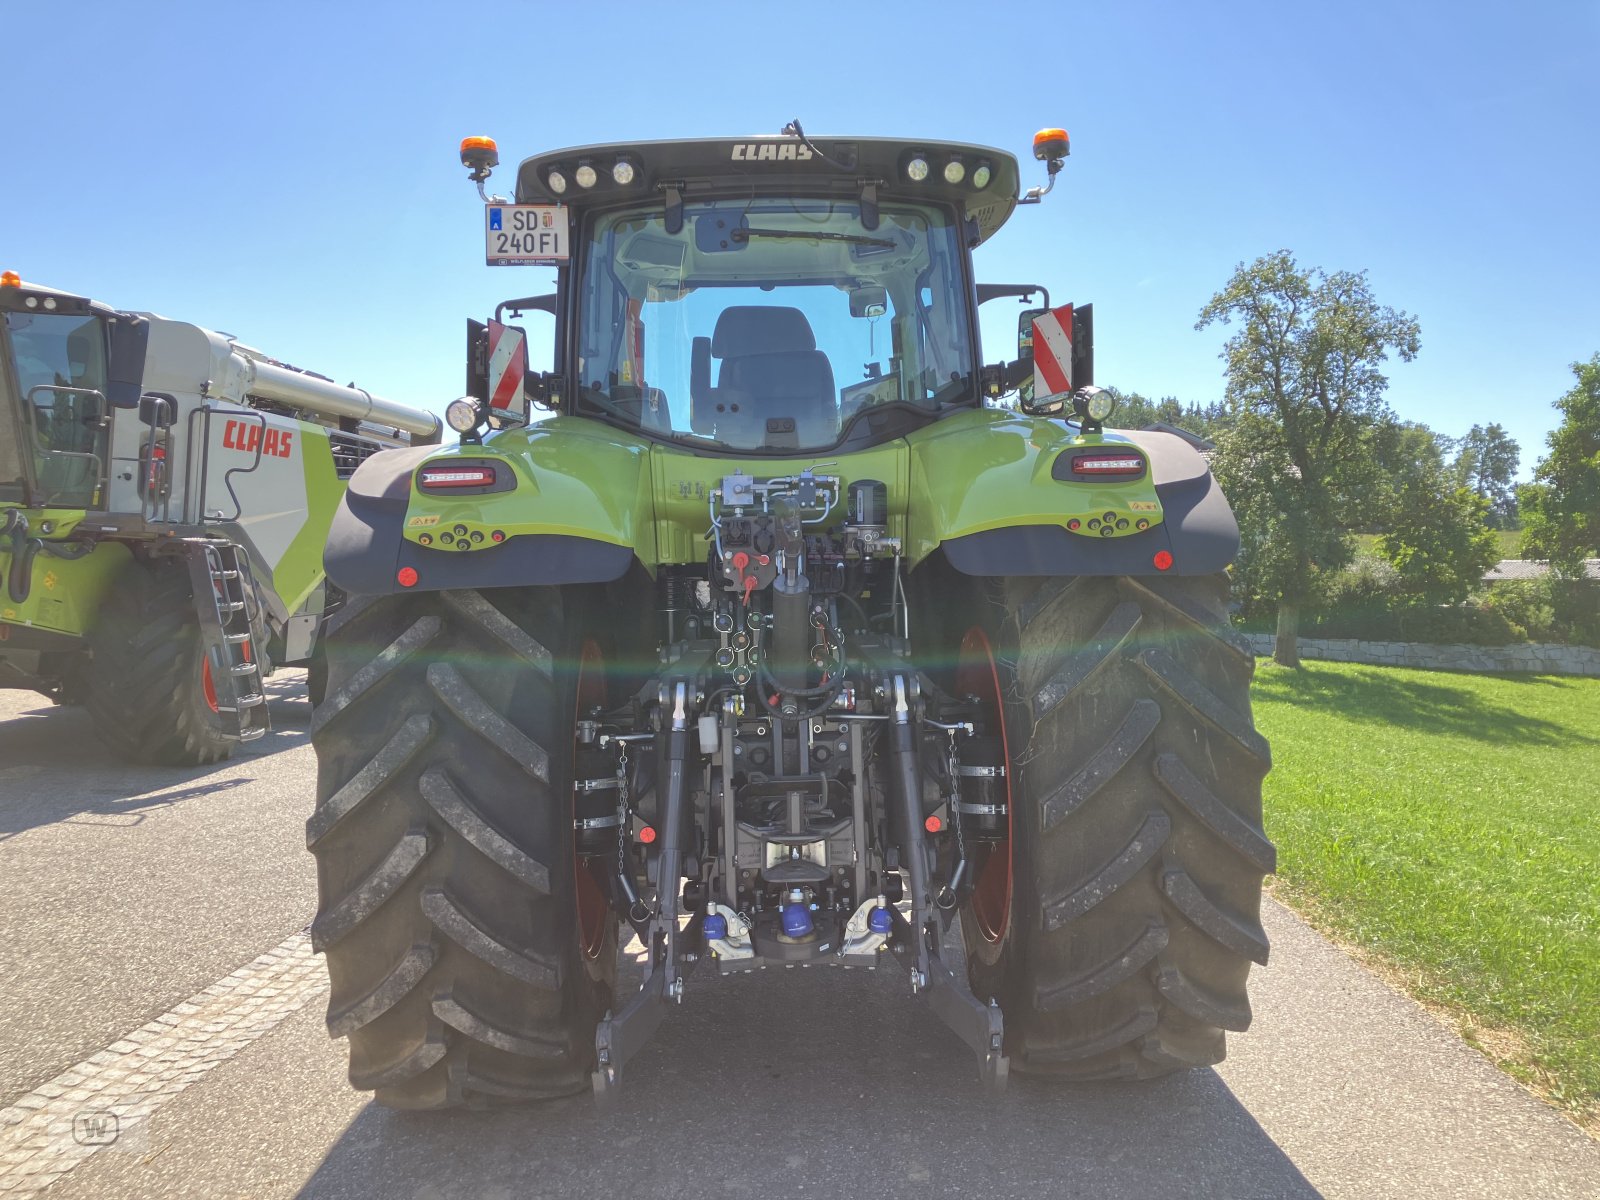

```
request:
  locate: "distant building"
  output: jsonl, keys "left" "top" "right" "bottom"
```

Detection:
{"left": 1482, "top": 559, "right": 1600, "bottom": 583}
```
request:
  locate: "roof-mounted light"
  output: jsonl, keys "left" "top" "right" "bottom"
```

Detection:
{"left": 459, "top": 136, "right": 499, "bottom": 174}
{"left": 905, "top": 155, "right": 929, "bottom": 182}
{"left": 972, "top": 161, "right": 993, "bottom": 189}
{"left": 611, "top": 158, "right": 637, "bottom": 186}
{"left": 546, "top": 169, "right": 568, "bottom": 195}
{"left": 0, "top": 271, "right": 19, "bottom": 288}
{"left": 943, "top": 158, "right": 966, "bottom": 184}
{"left": 574, "top": 162, "right": 598, "bottom": 189}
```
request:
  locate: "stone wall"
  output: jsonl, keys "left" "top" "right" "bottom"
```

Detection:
{"left": 1241, "top": 634, "right": 1600, "bottom": 677}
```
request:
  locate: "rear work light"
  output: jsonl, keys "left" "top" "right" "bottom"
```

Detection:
{"left": 1072, "top": 454, "right": 1146, "bottom": 475}
{"left": 418, "top": 466, "right": 496, "bottom": 489}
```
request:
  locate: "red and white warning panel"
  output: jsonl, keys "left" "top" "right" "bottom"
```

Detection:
{"left": 485, "top": 321, "right": 528, "bottom": 422}
{"left": 1031, "top": 303, "right": 1075, "bottom": 399}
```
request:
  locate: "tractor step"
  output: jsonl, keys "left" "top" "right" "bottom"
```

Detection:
{"left": 185, "top": 540, "right": 270, "bottom": 743}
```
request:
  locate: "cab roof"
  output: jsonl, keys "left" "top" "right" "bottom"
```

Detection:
{"left": 514, "top": 135, "right": 1022, "bottom": 245}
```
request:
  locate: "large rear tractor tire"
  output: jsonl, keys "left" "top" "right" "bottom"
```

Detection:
{"left": 86, "top": 559, "right": 235, "bottom": 766}
{"left": 308, "top": 587, "right": 617, "bottom": 1109}
{"left": 955, "top": 572, "right": 1274, "bottom": 1079}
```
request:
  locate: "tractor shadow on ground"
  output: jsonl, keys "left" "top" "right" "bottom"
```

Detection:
{"left": 0, "top": 672, "right": 311, "bottom": 840}
{"left": 1254, "top": 663, "right": 1597, "bottom": 747}
{"left": 298, "top": 941, "right": 1321, "bottom": 1200}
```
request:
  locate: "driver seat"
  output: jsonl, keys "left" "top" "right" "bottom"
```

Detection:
{"left": 691, "top": 306, "right": 837, "bottom": 445}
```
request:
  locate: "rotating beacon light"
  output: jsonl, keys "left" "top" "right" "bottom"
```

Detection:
{"left": 1019, "top": 126, "right": 1070, "bottom": 205}
{"left": 460, "top": 135, "right": 509, "bottom": 204}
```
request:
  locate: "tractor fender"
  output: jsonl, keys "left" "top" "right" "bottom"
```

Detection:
{"left": 933, "top": 428, "right": 1239, "bottom": 577}
{"left": 323, "top": 439, "right": 641, "bottom": 596}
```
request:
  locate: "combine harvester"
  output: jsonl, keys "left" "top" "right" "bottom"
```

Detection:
{"left": 0, "top": 272, "right": 439, "bottom": 763}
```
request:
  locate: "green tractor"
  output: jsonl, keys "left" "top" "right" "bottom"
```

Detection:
{"left": 309, "top": 125, "right": 1273, "bottom": 1107}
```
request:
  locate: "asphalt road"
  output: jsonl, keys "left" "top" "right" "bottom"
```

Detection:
{"left": 1, "top": 677, "right": 1596, "bottom": 1199}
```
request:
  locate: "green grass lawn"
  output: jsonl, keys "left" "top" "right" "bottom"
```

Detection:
{"left": 1251, "top": 661, "right": 1600, "bottom": 1127}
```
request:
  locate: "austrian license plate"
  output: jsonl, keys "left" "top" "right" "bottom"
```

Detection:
{"left": 484, "top": 205, "right": 569, "bottom": 265}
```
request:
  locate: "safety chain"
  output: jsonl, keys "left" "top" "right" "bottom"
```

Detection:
{"left": 614, "top": 742, "right": 632, "bottom": 886}
{"left": 945, "top": 727, "right": 967, "bottom": 871}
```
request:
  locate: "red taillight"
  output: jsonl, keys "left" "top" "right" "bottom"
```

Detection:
{"left": 1072, "top": 455, "right": 1145, "bottom": 475}
{"left": 418, "top": 466, "right": 496, "bottom": 489}
{"left": 1153, "top": 551, "right": 1173, "bottom": 571}
{"left": 638, "top": 825, "right": 657, "bottom": 845}
{"left": 925, "top": 814, "right": 943, "bottom": 834}
{"left": 397, "top": 567, "right": 419, "bottom": 587}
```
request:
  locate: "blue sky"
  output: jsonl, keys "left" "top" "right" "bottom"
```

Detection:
{"left": 5, "top": 1, "right": 1596, "bottom": 478}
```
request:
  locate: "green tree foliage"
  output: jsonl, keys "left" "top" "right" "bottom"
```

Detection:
{"left": 1378, "top": 461, "right": 1499, "bottom": 605}
{"left": 1366, "top": 419, "right": 1448, "bottom": 520}
{"left": 1452, "top": 423, "right": 1521, "bottom": 528}
{"left": 1519, "top": 354, "right": 1600, "bottom": 577}
{"left": 1099, "top": 387, "right": 1227, "bottom": 440}
{"left": 1198, "top": 250, "right": 1420, "bottom": 665}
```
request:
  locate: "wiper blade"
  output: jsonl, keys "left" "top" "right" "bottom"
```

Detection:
{"left": 731, "top": 227, "right": 896, "bottom": 250}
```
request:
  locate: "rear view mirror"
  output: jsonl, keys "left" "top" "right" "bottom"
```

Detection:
{"left": 106, "top": 314, "right": 149, "bottom": 409}
{"left": 1015, "top": 303, "right": 1095, "bottom": 416}
{"left": 849, "top": 286, "right": 888, "bottom": 319}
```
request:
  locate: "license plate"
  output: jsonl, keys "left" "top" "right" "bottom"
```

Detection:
{"left": 485, "top": 205, "right": 569, "bottom": 265}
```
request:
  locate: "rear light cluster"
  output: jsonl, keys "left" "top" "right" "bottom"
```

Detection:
{"left": 1072, "top": 454, "right": 1145, "bottom": 475}
{"left": 414, "top": 457, "right": 512, "bottom": 496}
{"left": 418, "top": 466, "right": 496, "bottom": 489}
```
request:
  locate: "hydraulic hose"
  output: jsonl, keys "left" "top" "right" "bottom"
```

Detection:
{"left": 3, "top": 511, "right": 38, "bottom": 604}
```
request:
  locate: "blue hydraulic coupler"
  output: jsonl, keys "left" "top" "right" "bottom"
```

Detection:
{"left": 781, "top": 901, "right": 814, "bottom": 939}
{"left": 702, "top": 912, "right": 728, "bottom": 940}
{"left": 868, "top": 903, "right": 893, "bottom": 934}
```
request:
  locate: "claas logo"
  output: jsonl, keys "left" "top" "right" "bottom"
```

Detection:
{"left": 222, "top": 418, "right": 294, "bottom": 459}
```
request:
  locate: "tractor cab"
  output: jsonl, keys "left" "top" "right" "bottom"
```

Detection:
{"left": 0, "top": 274, "right": 146, "bottom": 510}
{"left": 458, "top": 132, "right": 1079, "bottom": 454}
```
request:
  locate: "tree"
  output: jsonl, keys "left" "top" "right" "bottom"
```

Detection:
{"left": 1452, "top": 423, "right": 1521, "bottom": 528}
{"left": 1197, "top": 250, "right": 1421, "bottom": 666}
{"left": 1098, "top": 388, "right": 1226, "bottom": 440}
{"left": 1519, "top": 354, "right": 1600, "bottom": 577}
{"left": 1378, "top": 460, "right": 1499, "bottom": 605}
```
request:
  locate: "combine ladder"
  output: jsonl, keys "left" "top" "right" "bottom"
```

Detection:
{"left": 185, "top": 540, "right": 269, "bottom": 742}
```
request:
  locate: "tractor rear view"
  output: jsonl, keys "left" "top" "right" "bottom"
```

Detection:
{"left": 308, "top": 126, "right": 1273, "bottom": 1107}
{"left": 0, "top": 274, "right": 440, "bottom": 763}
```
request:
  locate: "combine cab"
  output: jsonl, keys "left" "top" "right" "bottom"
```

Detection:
{"left": 0, "top": 273, "right": 439, "bottom": 763}
{"left": 308, "top": 126, "right": 1273, "bottom": 1106}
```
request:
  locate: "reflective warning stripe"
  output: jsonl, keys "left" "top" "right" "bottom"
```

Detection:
{"left": 1032, "top": 304, "right": 1075, "bottom": 397}
{"left": 486, "top": 323, "right": 526, "bottom": 412}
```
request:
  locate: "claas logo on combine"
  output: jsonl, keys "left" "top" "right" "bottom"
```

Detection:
{"left": 222, "top": 418, "right": 294, "bottom": 459}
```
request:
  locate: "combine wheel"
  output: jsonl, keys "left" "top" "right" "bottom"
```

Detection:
{"left": 959, "top": 572, "right": 1274, "bottom": 1079}
{"left": 308, "top": 587, "right": 616, "bottom": 1109}
{"left": 86, "top": 559, "right": 234, "bottom": 766}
